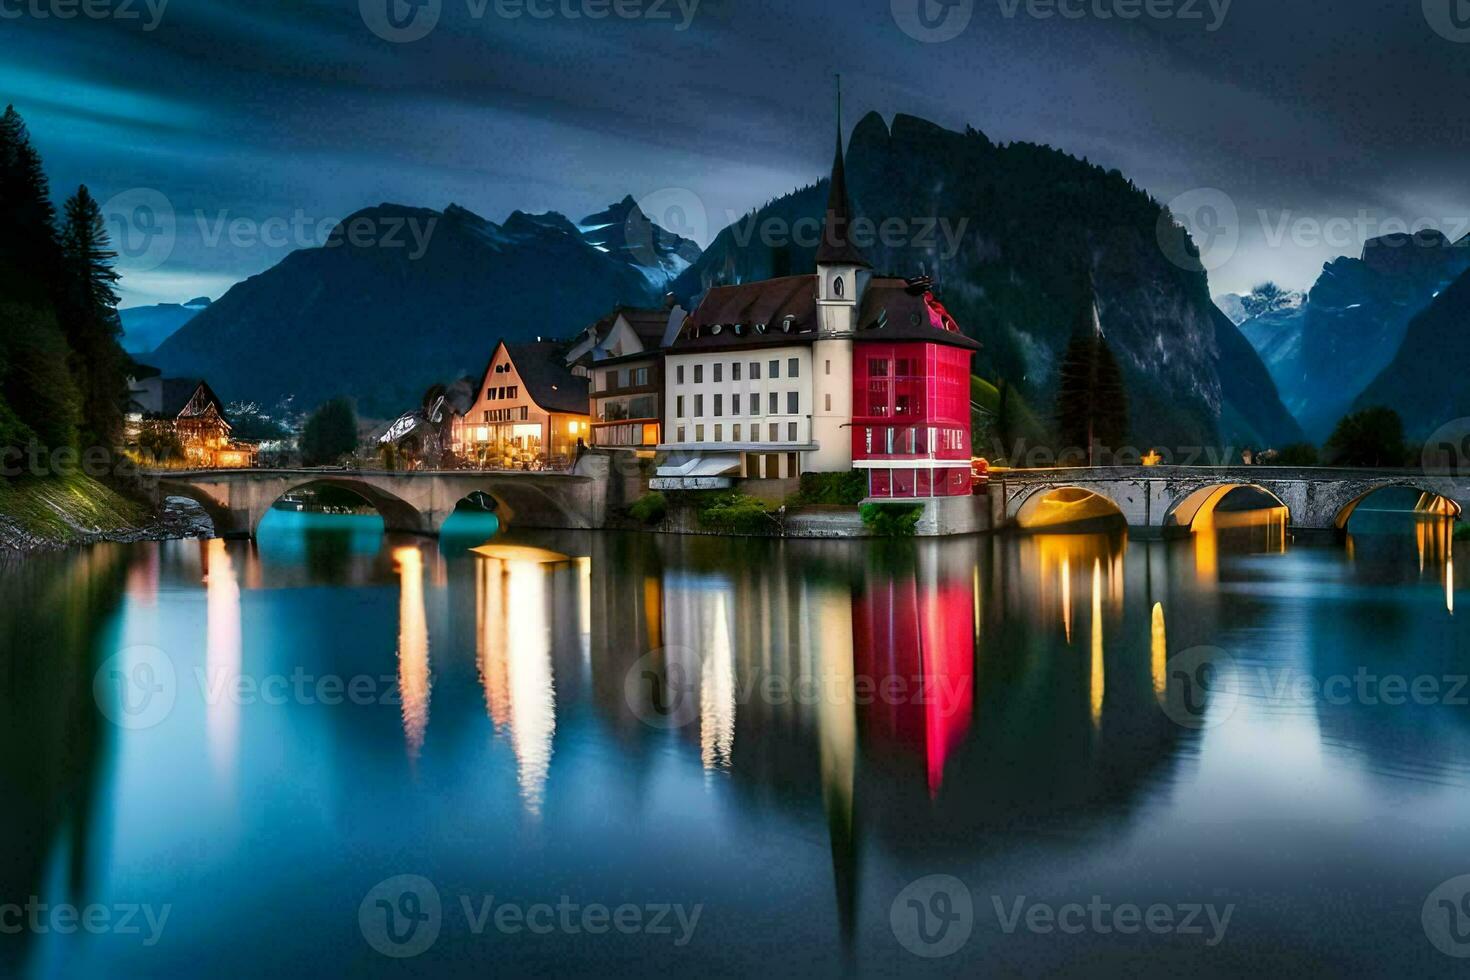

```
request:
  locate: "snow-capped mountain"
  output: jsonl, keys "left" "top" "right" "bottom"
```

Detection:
{"left": 580, "top": 195, "right": 701, "bottom": 289}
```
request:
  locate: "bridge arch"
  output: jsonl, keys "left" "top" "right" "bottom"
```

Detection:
{"left": 1164, "top": 483, "right": 1291, "bottom": 532}
{"left": 1012, "top": 485, "right": 1130, "bottom": 530}
{"left": 1333, "top": 483, "right": 1463, "bottom": 531}
{"left": 252, "top": 477, "right": 434, "bottom": 537}
{"left": 155, "top": 480, "right": 251, "bottom": 537}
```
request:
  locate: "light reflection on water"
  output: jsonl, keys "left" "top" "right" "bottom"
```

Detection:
{"left": 0, "top": 506, "right": 1467, "bottom": 977}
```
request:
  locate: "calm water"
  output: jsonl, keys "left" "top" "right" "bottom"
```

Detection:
{"left": 2, "top": 503, "right": 1468, "bottom": 978}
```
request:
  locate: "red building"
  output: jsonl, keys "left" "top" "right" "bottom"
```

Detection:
{"left": 850, "top": 283, "right": 977, "bottom": 498}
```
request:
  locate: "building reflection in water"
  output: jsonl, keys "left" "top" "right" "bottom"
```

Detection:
{"left": 660, "top": 569, "right": 737, "bottom": 773}
{"left": 1151, "top": 601, "right": 1167, "bottom": 699}
{"left": 204, "top": 539, "right": 242, "bottom": 787}
{"left": 852, "top": 543, "right": 975, "bottom": 798}
{"left": 394, "top": 546, "right": 431, "bottom": 764}
{"left": 472, "top": 546, "right": 568, "bottom": 815}
{"left": 1090, "top": 558, "right": 1104, "bottom": 729}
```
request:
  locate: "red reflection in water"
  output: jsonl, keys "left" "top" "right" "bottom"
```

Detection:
{"left": 852, "top": 554, "right": 974, "bottom": 796}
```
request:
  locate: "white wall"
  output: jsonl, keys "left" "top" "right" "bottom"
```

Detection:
{"left": 663, "top": 345, "right": 814, "bottom": 451}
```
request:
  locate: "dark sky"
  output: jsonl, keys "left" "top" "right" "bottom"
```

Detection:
{"left": 4, "top": 0, "right": 1468, "bottom": 305}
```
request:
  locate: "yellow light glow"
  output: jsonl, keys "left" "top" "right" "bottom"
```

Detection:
{"left": 1151, "top": 602, "right": 1166, "bottom": 700}
{"left": 205, "top": 538, "right": 241, "bottom": 786}
{"left": 394, "top": 546, "right": 431, "bottom": 763}
{"left": 1090, "top": 558, "right": 1103, "bottom": 728}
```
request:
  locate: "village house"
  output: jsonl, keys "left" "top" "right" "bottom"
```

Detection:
{"left": 567, "top": 305, "right": 683, "bottom": 451}
{"left": 126, "top": 369, "right": 254, "bottom": 468}
{"left": 652, "top": 117, "right": 978, "bottom": 494}
{"left": 457, "top": 341, "right": 590, "bottom": 468}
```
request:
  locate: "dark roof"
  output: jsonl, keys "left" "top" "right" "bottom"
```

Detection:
{"left": 670, "top": 274, "right": 979, "bottom": 353}
{"left": 815, "top": 131, "right": 871, "bottom": 269}
{"left": 160, "top": 378, "right": 227, "bottom": 419}
{"left": 618, "top": 308, "right": 672, "bottom": 345}
{"left": 671, "top": 275, "right": 818, "bottom": 350}
{"left": 127, "top": 360, "right": 161, "bottom": 380}
{"left": 503, "top": 341, "right": 590, "bottom": 415}
{"left": 855, "top": 278, "right": 981, "bottom": 351}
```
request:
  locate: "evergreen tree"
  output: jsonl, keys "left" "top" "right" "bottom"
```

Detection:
{"left": 0, "top": 105, "right": 61, "bottom": 300}
{"left": 1323, "top": 407, "right": 1406, "bottom": 468}
{"left": 59, "top": 185, "right": 128, "bottom": 448}
{"left": 0, "top": 303, "right": 81, "bottom": 455}
{"left": 300, "top": 397, "right": 359, "bottom": 465}
{"left": 1054, "top": 295, "right": 1128, "bottom": 465}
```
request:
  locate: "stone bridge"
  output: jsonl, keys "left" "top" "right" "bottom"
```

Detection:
{"left": 991, "top": 466, "right": 1468, "bottom": 537}
{"left": 147, "top": 454, "right": 611, "bottom": 538}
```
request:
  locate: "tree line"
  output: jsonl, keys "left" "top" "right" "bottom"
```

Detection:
{"left": 0, "top": 105, "right": 129, "bottom": 465}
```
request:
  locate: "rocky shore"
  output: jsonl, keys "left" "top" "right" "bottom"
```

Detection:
{"left": 0, "top": 476, "right": 213, "bottom": 555}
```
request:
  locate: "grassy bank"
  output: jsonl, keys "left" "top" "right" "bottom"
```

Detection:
{"left": 0, "top": 474, "right": 153, "bottom": 552}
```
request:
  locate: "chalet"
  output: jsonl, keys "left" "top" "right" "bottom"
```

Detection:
{"left": 652, "top": 113, "right": 978, "bottom": 493}
{"left": 569, "top": 305, "right": 683, "bottom": 451}
{"left": 128, "top": 370, "right": 253, "bottom": 467}
{"left": 457, "top": 341, "right": 590, "bottom": 468}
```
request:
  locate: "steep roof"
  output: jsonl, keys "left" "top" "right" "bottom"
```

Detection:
{"left": 816, "top": 129, "right": 871, "bottom": 269}
{"left": 503, "top": 341, "right": 590, "bottom": 415}
{"left": 154, "top": 378, "right": 227, "bottom": 420}
{"left": 855, "top": 278, "right": 981, "bottom": 351}
{"left": 671, "top": 275, "right": 819, "bottom": 351}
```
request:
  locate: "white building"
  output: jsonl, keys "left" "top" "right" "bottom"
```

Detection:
{"left": 652, "top": 123, "right": 872, "bottom": 490}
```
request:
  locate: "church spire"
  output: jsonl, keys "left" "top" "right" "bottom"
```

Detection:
{"left": 817, "top": 74, "right": 871, "bottom": 269}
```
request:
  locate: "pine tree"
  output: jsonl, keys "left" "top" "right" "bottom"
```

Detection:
{"left": 59, "top": 185, "right": 128, "bottom": 448}
{"left": 1054, "top": 295, "right": 1128, "bottom": 465}
{"left": 0, "top": 105, "right": 62, "bottom": 299}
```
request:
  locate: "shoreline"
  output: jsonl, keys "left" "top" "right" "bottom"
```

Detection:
{"left": 0, "top": 494, "right": 213, "bottom": 558}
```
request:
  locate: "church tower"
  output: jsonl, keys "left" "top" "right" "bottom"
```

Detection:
{"left": 808, "top": 76, "right": 867, "bottom": 473}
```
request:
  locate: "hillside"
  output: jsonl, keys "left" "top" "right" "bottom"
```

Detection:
{"left": 118, "top": 296, "right": 211, "bottom": 353}
{"left": 150, "top": 202, "right": 678, "bottom": 417}
{"left": 1353, "top": 265, "right": 1470, "bottom": 440}
{"left": 674, "top": 112, "right": 1300, "bottom": 450}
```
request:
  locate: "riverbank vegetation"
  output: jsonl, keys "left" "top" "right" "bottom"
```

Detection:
{"left": 0, "top": 473, "right": 148, "bottom": 551}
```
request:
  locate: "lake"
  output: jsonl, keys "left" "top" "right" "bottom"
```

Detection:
{"left": 2, "top": 501, "right": 1468, "bottom": 977}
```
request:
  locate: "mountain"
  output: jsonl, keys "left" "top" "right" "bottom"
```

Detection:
{"left": 1236, "top": 230, "right": 1470, "bottom": 440}
{"left": 579, "top": 195, "right": 701, "bottom": 289}
{"left": 1353, "top": 265, "right": 1470, "bottom": 440}
{"left": 674, "top": 111, "right": 1301, "bottom": 450}
{"left": 149, "top": 203, "right": 682, "bottom": 417}
{"left": 118, "top": 296, "right": 211, "bottom": 353}
{"left": 1215, "top": 287, "right": 1304, "bottom": 326}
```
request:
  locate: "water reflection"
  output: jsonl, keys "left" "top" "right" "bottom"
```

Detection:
{"left": 2, "top": 502, "right": 1468, "bottom": 977}
{"left": 394, "top": 546, "right": 430, "bottom": 763}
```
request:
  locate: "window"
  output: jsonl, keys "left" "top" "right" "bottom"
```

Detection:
{"left": 788, "top": 357, "right": 799, "bottom": 378}
{"left": 486, "top": 388, "right": 494, "bottom": 400}
{"left": 714, "top": 424, "right": 722, "bottom": 442}
{"left": 508, "top": 386, "right": 517, "bottom": 399}
{"left": 768, "top": 423, "right": 778, "bottom": 442}
{"left": 786, "top": 391, "right": 798, "bottom": 414}
{"left": 714, "top": 363, "right": 722, "bottom": 383}
{"left": 824, "top": 393, "right": 832, "bottom": 412}
{"left": 751, "top": 395, "right": 761, "bottom": 417}
{"left": 749, "top": 426, "right": 759, "bottom": 443}
{"left": 787, "top": 422, "right": 798, "bottom": 441}
{"left": 677, "top": 364, "right": 685, "bottom": 384}
{"left": 519, "top": 406, "right": 528, "bottom": 420}
{"left": 676, "top": 395, "right": 684, "bottom": 418}
{"left": 864, "top": 428, "right": 872, "bottom": 453}
{"left": 733, "top": 362, "right": 742, "bottom": 382}
{"left": 695, "top": 424, "right": 704, "bottom": 441}
{"left": 750, "top": 361, "right": 761, "bottom": 381}
{"left": 714, "top": 394, "right": 723, "bottom": 417}
{"left": 694, "top": 364, "right": 703, "bottom": 383}
{"left": 633, "top": 367, "right": 648, "bottom": 386}
{"left": 733, "top": 423, "right": 742, "bottom": 441}
{"left": 769, "top": 359, "right": 779, "bottom": 379}
{"left": 768, "top": 392, "right": 778, "bottom": 415}
{"left": 732, "top": 393, "right": 741, "bottom": 416}
{"left": 869, "top": 358, "right": 889, "bottom": 377}
{"left": 677, "top": 425, "right": 686, "bottom": 443}
{"left": 833, "top": 275, "right": 844, "bottom": 298}
{"left": 695, "top": 394, "right": 704, "bottom": 416}
{"left": 825, "top": 359, "right": 831, "bottom": 375}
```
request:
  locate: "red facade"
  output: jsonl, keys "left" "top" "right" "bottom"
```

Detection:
{"left": 850, "top": 341, "right": 973, "bottom": 498}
